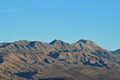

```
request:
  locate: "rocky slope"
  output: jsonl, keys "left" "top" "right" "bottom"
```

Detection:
{"left": 0, "top": 39, "right": 120, "bottom": 80}
{"left": 113, "top": 49, "right": 120, "bottom": 54}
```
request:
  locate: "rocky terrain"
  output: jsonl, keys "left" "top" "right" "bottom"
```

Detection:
{"left": 113, "top": 49, "right": 120, "bottom": 55}
{"left": 0, "top": 39, "right": 120, "bottom": 80}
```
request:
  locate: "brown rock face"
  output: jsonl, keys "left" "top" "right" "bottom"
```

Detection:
{"left": 0, "top": 39, "right": 120, "bottom": 80}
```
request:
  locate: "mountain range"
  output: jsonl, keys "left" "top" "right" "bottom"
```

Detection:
{"left": 0, "top": 39, "right": 120, "bottom": 80}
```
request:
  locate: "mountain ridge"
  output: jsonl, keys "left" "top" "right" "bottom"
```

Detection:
{"left": 0, "top": 39, "right": 120, "bottom": 80}
{"left": 0, "top": 39, "right": 105, "bottom": 52}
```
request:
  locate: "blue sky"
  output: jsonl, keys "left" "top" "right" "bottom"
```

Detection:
{"left": 0, "top": 0, "right": 120, "bottom": 50}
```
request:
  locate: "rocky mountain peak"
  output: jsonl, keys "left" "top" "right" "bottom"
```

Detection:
{"left": 49, "top": 39, "right": 66, "bottom": 45}
{"left": 77, "top": 39, "right": 88, "bottom": 43}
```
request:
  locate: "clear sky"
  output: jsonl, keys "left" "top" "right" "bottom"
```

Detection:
{"left": 0, "top": 0, "right": 120, "bottom": 50}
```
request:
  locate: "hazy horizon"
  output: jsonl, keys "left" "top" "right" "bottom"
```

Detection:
{"left": 0, "top": 0, "right": 120, "bottom": 50}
